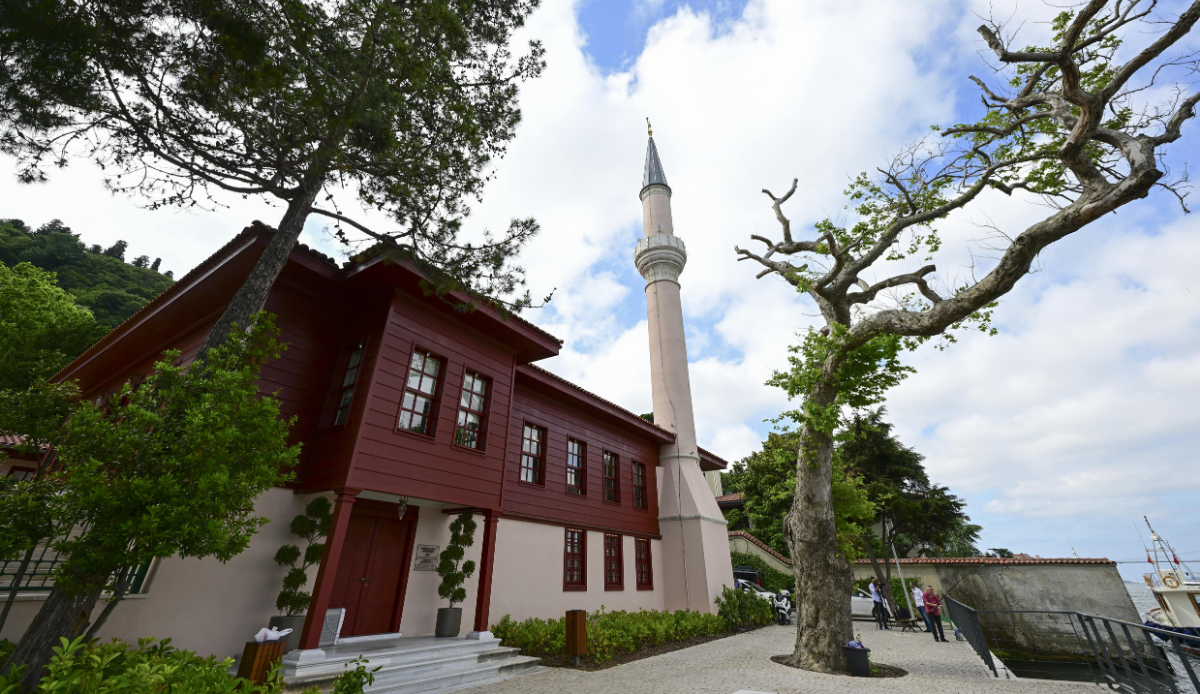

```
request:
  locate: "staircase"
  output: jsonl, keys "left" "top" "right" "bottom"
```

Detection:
{"left": 282, "top": 635, "right": 542, "bottom": 694}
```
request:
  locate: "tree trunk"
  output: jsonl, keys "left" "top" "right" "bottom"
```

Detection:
{"left": 785, "top": 379, "right": 853, "bottom": 674}
{"left": 0, "top": 545, "right": 36, "bottom": 633}
{"left": 2, "top": 576, "right": 105, "bottom": 692}
{"left": 863, "top": 538, "right": 899, "bottom": 617}
{"left": 83, "top": 567, "right": 130, "bottom": 641}
{"left": 198, "top": 183, "right": 322, "bottom": 357}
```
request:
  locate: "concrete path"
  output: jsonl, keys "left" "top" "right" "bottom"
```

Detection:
{"left": 454, "top": 624, "right": 1101, "bottom": 694}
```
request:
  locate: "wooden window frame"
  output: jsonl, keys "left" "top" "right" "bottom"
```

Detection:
{"left": 453, "top": 370, "right": 490, "bottom": 452}
{"left": 631, "top": 461, "right": 648, "bottom": 510}
{"left": 520, "top": 422, "right": 546, "bottom": 487}
{"left": 563, "top": 527, "right": 586, "bottom": 591}
{"left": 602, "top": 450, "right": 620, "bottom": 504}
{"left": 566, "top": 438, "right": 586, "bottom": 496}
{"left": 396, "top": 346, "right": 445, "bottom": 437}
{"left": 635, "top": 538, "right": 653, "bottom": 590}
{"left": 604, "top": 534, "right": 624, "bottom": 591}
{"left": 5, "top": 466, "right": 36, "bottom": 482}
{"left": 329, "top": 339, "right": 367, "bottom": 427}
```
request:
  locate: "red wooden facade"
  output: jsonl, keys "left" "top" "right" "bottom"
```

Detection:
{"left": 51, "top": 225, "right": 727, "bottom": 645}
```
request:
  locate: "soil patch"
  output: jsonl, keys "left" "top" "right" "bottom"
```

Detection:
{"left": 771, "top": 654, "right": 908, "bottom": 678}
{"left": 537, "top": 630, "right": 760, "bottom": 671}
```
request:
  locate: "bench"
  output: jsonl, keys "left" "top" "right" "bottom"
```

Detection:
{"left": 897, "top": 617, "right": 923, "bottom": 634}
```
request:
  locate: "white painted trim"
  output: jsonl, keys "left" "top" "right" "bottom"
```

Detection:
{"left": 337, "top": 632, "right": 402, "bottom": 645}
{"left": 658, "top": 514, "right": 728, "bottom": 525}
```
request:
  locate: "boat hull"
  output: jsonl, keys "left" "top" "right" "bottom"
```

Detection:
{"left": 1144, "top": 617, "right": 1200, "bottom": 655}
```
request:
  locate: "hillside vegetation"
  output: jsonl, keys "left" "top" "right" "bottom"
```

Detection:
{"left": 0, "top": 219, "right": 174, "bottom": 332}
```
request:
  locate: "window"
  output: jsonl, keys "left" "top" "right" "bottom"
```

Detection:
{"left": 604, "top": 534, "right": 624, "bottom": 590}
{"left": 564, "top": 528, "right": 586, "bottom": 590}
{"left": 566, "top": 439, "right": 586, "bottom": 495}
{"left": 455, "top": 371, "right": 488, "bottom": 449}
{"left": 635, "top": 538, "right": 653, "bottom": 590}
{"left": 603, "top": 451, "right": 619, "bottom": 503}
{"left": 398, "top": 349, "right": 441, "bottom": 435}
{"left": 5, "top": 467, "right": 35, "bottom": 482}
{"left": 521, "top": 423, "right": 544, "bottom": 485}
{"left": 632, "top": 462, "right": 648, "bottom": 509}
{"left": 333, "top": 341, "right": 366, "bottom": 426}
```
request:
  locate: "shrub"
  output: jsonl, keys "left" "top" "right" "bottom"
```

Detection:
{"left": 492, "top": 607, "right": 726, "bottom": 663}
{"left": 0, "top": 636, "right": 372, "bottom": 694}
{"left": 714, "top": 585, "right": 773, "bottom": 631}
{"left": 730, "top": 552, "right": 794, "bottom": 593}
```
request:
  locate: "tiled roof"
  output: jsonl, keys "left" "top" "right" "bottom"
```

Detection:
{"left": 522, "top": 364, "right": 675, "bottom": 438}
{"left": 699, "top": 447, "right": 731, "bottom": 470}
{"left": 851, "top": 557, "right": 1115, "bottom": 566}
{"left": 715, "top": 491, "right": 744, "bottom": 503}
{"left": 728, "top": 530, "right": 792, "bottom": 566}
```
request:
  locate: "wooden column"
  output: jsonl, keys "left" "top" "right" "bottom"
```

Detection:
{"left": 299, "top": 487, "right": 361, "bottom": 650}
{"left": 472, "top": 511, "right": 500, "bottom": 632}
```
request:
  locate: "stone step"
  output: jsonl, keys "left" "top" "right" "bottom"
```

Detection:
{"left": 284, "top": 638, "right": 505, "bottom": 683}
{"left": 367, "top": 646, "right": 525, "bottom": 684}
{"left": 366, "top": 655, "right": 542, "bottom": 694}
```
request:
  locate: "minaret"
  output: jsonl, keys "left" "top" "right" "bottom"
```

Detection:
{"left": 634, "top": 122, "right": 732, "bottom": 612}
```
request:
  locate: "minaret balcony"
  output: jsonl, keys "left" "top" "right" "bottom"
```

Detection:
{"left": 634, "top": 234, "right": 687, "bottom": 285}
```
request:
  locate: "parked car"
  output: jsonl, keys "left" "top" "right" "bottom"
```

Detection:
{"left": 851, "top": 588, "right": 881, "bottom": 620}
{"left": 735, "top": 578, "right": 775, "bottom": 602}
{"left": 732, "top": 566, "right": 762, "bottom": 586}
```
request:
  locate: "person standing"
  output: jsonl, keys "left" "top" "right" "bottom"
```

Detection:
{"left": 869, "top": 578, "right": 891, "bottom": 630}
{"left": 924, "top": 585, "right": 948, "bottom": 642}
{"left": 911, "top": 580, "right": 931, "bottom": 632}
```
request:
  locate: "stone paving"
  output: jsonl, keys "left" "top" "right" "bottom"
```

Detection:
{"left": 455, "top": 624, "right": 1101, "bottom": 694}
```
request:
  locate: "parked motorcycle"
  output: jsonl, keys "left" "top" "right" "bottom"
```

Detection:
{"left": 774, "top": 589, "right": 796, "bottom": 625}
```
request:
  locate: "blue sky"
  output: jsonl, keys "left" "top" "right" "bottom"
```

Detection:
{"left": 3, "top": 0, "right": 1198, "bottom": 578}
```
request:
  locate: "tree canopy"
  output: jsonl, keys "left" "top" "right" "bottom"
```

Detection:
{"left": 0, "top": 262, "right": 102, "bottom": 391}
{"left": 0, "top": 219, "right": 173, "bottom": 332}
{"left": 0, "top": 0, "right": 547, "bottom": 359}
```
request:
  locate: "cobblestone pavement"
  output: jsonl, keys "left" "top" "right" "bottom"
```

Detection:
{"left": 457, "top": 624, "right": 1101, "bottom": 694}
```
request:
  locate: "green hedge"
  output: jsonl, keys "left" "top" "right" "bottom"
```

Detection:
{"left": 714, "top": 585, "right": 773, "bottom": 631}
{"left": 492, "top": 604, "right": 740, "bottom": 664}
{"left": 0, "top": 636, "right": 372, "bottom": 694}
{"left": 730, "top": 551, "right": 793, "bottom": 593}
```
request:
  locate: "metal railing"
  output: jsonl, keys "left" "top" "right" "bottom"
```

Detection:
{"left": 945, "top": 597, "right": 1199, "bottom": 694}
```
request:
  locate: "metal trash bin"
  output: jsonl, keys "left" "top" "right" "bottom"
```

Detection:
{"left": 843, "top": 645, "right": 871, "bottom": 677}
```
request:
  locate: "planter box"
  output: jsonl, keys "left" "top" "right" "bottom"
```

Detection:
{"left": 436, "top": 607, "right": 462, "bottom": 638}
{"left": 843, "top": 645, "right": 871, "bottom": 677}
{"left": 236, "top": 640, "right": 286, "bottom": 685}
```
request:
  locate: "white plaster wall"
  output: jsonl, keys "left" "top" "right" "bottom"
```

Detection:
{"left": 0, "top": 488, "right": 327, "bottom": 659}
{"left": 397, "top": 509, "right": 481, "bottom": 637}
{"left": 488, "top": 518, "right": 665, "bottom": 626}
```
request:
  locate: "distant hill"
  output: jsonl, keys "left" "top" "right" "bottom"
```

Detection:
{"left": 0, "top": 218, "right": 174, "bottom": 332}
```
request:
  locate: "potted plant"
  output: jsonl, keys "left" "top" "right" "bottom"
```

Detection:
{"left": 435, "top": 512, "right": 477, "bottom": 638}
{"left": 271, "top": 496, "right": 332, "bottom": 652}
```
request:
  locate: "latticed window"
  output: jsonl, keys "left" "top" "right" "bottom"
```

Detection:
{"left": 632, "top": 461, "right": 647, "bottom": 509}
{"left": 521, "top": 423, "right": 544, "bottom": 484}
{"left": 399, "top": 350, "right": 441, "bottom": 435}
{"left": 333, "top": 341, "right": 366, "bottom": 426}
{"left": 6, "top": 467, "right": 35, "bottom": 482}
{"left": 564, "top": 528, "right": 586, "bottom": 589}
{"left": 566, "top": 439, "right": 585, "bottom": 495}
{"left": 635, "top": 538, "right": 653, "bottom": 590}
{"left": 455, "top": 371, "right": 488, "bottom": 449}
{"left": 604, "top": 534, "right": 623, "bottom": 590}
{"left": 603, "top": 451, "right": 619, "bottom": 503}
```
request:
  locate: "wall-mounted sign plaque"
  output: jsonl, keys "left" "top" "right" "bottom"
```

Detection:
{"left": 413, "top": 544, "right": 440, "bottom": 571}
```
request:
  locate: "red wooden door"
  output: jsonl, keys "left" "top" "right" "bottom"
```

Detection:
{"left": 329, "top": 505, "right": 416, "bottom": 637}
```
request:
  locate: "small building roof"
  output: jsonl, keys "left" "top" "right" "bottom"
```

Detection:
{"left": 850, "top": 557, "right": 1115, "bottom": 566}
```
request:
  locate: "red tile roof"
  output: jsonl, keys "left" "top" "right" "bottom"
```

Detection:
{"left": 728, "top": 530, "right": 792, "bottom": 566}
{"left": 715, "top": 491, "right": 744, "bottom": 503}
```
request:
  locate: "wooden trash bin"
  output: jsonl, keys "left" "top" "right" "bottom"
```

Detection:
{"left": 565, "top": 610, "right": 587, "bottom": 667}
{"left": 236, "top": 640, "right": 286, "bottom": 685}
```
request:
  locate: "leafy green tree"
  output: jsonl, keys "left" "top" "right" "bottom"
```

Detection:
{"left": 0, "top": 262, "right": 102, "bottom": 390}
{"left": 727, "top": 431, "right": 874, "bottom": 561}
{"left": 734, "top": 5, "right": 1200, "bottom": 673}
{"left": 274, "top": 497, "right": 334, "bottom": 616}
{"left": 0, "top": 0, "right": 547, "bottom": 361}
{"left": 0, "top": 316, "right": 300, "bottom": 689}
{"left": 0, "top": 220, "right": 173, "bottom": 332}
{"left": 0, "top": 378, "right": 79, "bottom": 634}
{"left": 436, "top": 513, "right": 477, "bottom": 609}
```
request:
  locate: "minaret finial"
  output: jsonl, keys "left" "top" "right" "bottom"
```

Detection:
{"left": 647, "top": 118, "right": 653, "bottom": 138}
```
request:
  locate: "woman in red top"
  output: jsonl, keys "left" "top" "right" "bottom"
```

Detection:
{"left": 923, "top": 586, "right": 948, "bottom": 642}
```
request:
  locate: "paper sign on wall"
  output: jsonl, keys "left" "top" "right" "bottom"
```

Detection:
{"left": 413, "top": 544, "right": 440, "bottom": 571}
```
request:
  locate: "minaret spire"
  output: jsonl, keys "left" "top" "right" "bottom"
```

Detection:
{"left": 633, "top": 126, "right": 731, "bottom": 613}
